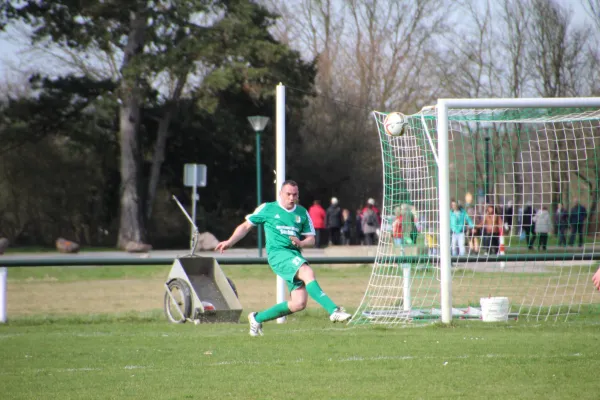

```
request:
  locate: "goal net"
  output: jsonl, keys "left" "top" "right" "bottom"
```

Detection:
{"left": 351, "top": 98, "right": 600, "bottom": 324}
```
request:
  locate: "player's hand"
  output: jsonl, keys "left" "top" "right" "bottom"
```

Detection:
{"left": 290, "top": 236, "right": 302, "bottom": 248}
{"left": 215, "top": 240, "right": 231, "bottom": 254}
{"left": 592, "top": 267, "right": 600, "bottom": 291}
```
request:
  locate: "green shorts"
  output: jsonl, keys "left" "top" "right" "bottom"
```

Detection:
{"left": 268, "top": 250, "right": 308, "bottom": 292}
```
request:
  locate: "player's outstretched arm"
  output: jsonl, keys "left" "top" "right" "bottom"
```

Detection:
{"left": 592, "top": 266, "right": 600, "bottom": 291}
{"left": 215, "top": 221, "right": 253, "bottom": 253}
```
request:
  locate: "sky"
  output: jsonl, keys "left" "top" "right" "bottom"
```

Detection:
{"left": 0, "top": 1, "right": 596, "bottom": 88}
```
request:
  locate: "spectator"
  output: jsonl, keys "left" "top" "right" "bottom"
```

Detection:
{"left": 534, "top": 206, "right": 551, "bottom": 251}
{"left": 405, "top": 205, "right": 419, "bottom": 244}
{"left": 450, "top": 200, "right": 475, "bottom": 256}
{"left": 361, "top": 202, "right": 379, "bottom": 245}
{"left": 392, "top": 206, "right": 404, "bottom": 246}
{"left": 355, "top": 209, "right": 364, "bottom": 245}
{"left": 363, "top": 198, "right": 381, "bottom": 224}
{"left": 424, "top": 223, "right": 438, "bottom": 256}
{"left": 555, "top": 203, "right": 569, "bottom": 247}
{"left": 479, "top": 205, "right": 503, "bottom": 255}
{"left": 341, "top": 209, "right": 352, "bottom": 245}
{"left": 569, "top": 198, "right": 587, "bottom": 247}
{"left": 522, "top": 202, "right": 536, "bottom": 250}
{"left": 396, "top": 204, "right": 418, "bottom": 245}
{"left": 308, "top": 200, "right": 326, "bottom": 248}
{"left": 503, "top": 201, "right": 514, "bottom": 235}
{"left": 467, "top": 206, "right": 481, "bottom": 253}
{"left": 326, "top": 197, "right": 343, "bottom": 245}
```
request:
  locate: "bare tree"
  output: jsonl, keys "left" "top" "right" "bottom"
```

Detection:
{"left": 437, "top": 1, "right": 506, "bottom": 201}
{"left": 263, "top": 0, "right": 450, "bottom": 206}
{"left": 439, "top": 0, "right": 501, "bottom": 99}
{"left": 497, "top": 0, "right": 533, "bottom": 209}
{"left": 582, "top": 0, "right": 600, "bottom": 96}
{"left": 500, "top": 0, "right": 532, "bottom": 98}
{"left": 583, "top": 0, "right": 600, "bottom": 30}
{"left": 344, "top": 0, "right": 447, "bottom": 112}
{"left": 527, "top": 0, "right": 588, "bottom": 98}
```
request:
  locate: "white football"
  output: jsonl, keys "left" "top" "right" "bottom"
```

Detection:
{"left": 383, "top": 112, "right": 408, "bottom": 136}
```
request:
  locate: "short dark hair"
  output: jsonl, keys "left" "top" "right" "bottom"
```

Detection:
{"left": 282, "top": 179, "right": 298, "bottom": 188}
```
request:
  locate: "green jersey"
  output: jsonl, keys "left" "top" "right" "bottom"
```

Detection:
{"left": 246, "top": 201, "right": 315, "bottom": 254}
{"left": 246, "top": 202, "right": 315, "bottom": 292}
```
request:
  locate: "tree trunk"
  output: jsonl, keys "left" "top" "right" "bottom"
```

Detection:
{"left": 117, "top": 8, "right": 147, "bottom": 249}
{"left": 117, "top": 90, "right": 145, "bottom": 248}
{"left": 146, "top": 75, "right": 187, "bottom": 221}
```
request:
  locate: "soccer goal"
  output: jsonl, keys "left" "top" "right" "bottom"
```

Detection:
{"left": 352, "top": 98, "right": 600, "bottom": 325}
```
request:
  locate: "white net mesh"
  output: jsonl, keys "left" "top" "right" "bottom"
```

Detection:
{"left": 351, "top": 106, "right": 600, "bottom": 325}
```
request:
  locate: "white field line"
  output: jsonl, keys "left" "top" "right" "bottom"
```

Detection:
{"left": 0, "top": 333, "right": 23, "bottom": 339}
{"left": 0, "top": 365, "right": 150, "bottom": 375}
{"left": 208, "top": 352, "right": 585, "bottom": 367}
{"left": 5, "top": 326, "right": 362, "bottom": 339}
{"left": 0, "top": 352, "right": 589, "bottom": 375}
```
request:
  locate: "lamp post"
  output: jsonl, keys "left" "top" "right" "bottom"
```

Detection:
{"left": 248, "top": 116, "right": 270, "bottom": 257}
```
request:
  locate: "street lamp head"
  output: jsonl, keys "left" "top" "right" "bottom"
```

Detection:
{"left": 248, "top": 116, "right": 270, "bottom": 132}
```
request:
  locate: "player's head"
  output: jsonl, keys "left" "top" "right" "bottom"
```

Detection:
{"left": 280, "top": 180, "right": 299, "bottom": 210}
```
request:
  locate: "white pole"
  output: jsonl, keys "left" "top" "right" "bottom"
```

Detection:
{"left": 499, "top": 230, "right": 506, "bottom": 269}
{"left": 437, "top": 100, "right": 452, "bottom": 324}
{"left": 276, "top": 83, "right": 287, "bottom": 323}
{"left": 191, "top": 166, "right": 198, "bottom": 251}
{"left": 402, "top": 264, "right": 411, "bottom": 311}
{"left": 0, "top": 267, "right": 7, "bottom": 323}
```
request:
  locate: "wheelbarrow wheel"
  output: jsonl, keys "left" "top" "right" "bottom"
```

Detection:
{"left": 164, "top": 278, "right": 192, "bottom": 323}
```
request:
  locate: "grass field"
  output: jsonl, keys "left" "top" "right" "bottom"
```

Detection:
{"left": 2, "top": 264, "right": 600, "bottom": 399}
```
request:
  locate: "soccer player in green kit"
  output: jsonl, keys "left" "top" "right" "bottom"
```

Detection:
{"left": 215, "top": 180, "right": 352, "bottom": 336}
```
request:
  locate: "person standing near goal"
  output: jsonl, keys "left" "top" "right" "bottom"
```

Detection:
{"left": 450, "top": 200, "right": 475, "bottom": 256}
{"left": 215, "top": 179, "right": 352, "bottom": 336}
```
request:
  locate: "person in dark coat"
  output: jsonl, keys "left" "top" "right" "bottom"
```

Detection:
{"left": 555, "top": 203, "right": 569, "bottom": 247}
{"left": 326, "top": 197, "right": 343, "bottom": 245}
{"left": 522, "top": 202, "right": 536, "bottom": 250}
{"left": 568, "top": 198, "right": 588, "bottom": 247}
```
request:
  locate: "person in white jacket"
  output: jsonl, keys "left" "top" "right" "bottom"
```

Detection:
{"left": 534, "top": 206, "right": 551, "bottom": 251}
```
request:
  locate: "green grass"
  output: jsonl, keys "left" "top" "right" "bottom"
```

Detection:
{"left": 3, "top": 264, "right": 600, "bottom": 399}
{"left": 1, "top": 314, "right": 599, "bottom": 400}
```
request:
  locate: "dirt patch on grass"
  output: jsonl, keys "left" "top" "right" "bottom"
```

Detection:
{"left": 8, "top": 279, "right": 165, "bottom": 316}
{"left": 7, "top": 274, "right": 369, "bottom": 316}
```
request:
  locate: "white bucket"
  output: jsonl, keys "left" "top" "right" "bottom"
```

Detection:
{"left": 480, "top": 297, "right": 509, "bottom": 322}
